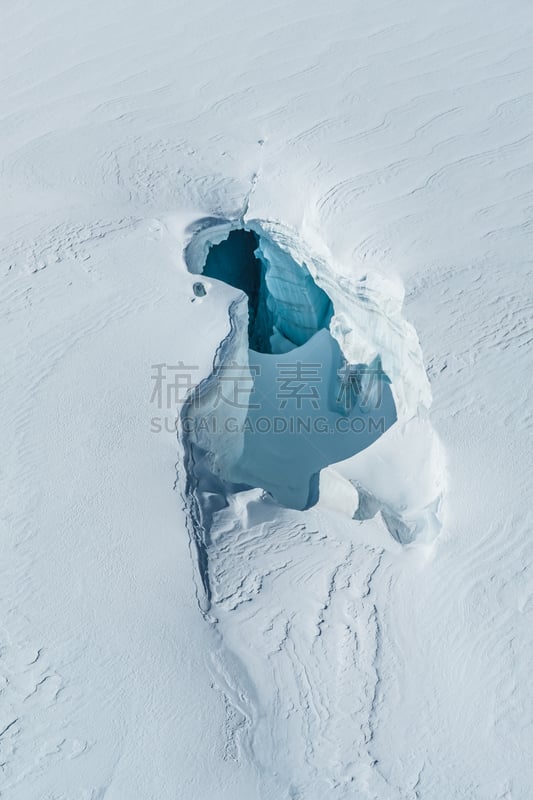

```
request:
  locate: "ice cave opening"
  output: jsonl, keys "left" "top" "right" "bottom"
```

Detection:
{"left": 185, "top": 224, "right": 397, "bottom": 511}
{"left": 202, "top": 228, "right": 334, "bottom": 354}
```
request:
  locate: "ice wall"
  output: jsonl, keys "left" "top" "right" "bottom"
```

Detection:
{"left": 255, "top": 235, "right": 333, "bottom": 351}
{"left": 203, "top": 229, "right": 274, "bottom": 353}
{"left": 253, "top": 218, "right": 432, "bottom": 422}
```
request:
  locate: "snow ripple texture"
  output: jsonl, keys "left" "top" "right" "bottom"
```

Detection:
{"left": 1, "top": 1, "right": 532, "bottom": 799}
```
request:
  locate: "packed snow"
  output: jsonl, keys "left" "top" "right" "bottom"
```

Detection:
{"left": 1, "top": 1, "right": 532, "bottom": 799}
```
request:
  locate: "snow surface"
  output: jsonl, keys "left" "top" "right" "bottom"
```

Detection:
{"left": 1, "top": 1, "right": 532, "bottom": 799}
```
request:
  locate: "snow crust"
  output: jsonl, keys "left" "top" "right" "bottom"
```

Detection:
{"left": 2, "top": 1, "right": 532, "bottom": 798}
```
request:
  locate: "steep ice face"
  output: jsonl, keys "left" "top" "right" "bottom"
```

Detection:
{"left": 201, "top": 227, "right": 333, "bottom": 354}
{"left": 182, "top": 218, "right": 444, "bottom": 566}
{"left": 255, "top": 233, "right": 333, "bottom": 351}
{"left": 202, "top": 229, "right": 274, "bottom": 353}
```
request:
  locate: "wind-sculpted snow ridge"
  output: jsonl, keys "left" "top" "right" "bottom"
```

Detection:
{"left": 178, "top": 215, "right": 446, "bottom": 794}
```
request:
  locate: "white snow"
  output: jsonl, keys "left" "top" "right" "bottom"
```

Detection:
{"left": 1, "top": 1, "right": 532, "bottom": 798}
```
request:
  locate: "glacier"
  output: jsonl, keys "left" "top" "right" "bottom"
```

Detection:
{"left": 2, "top": 0, "right": 532, "bottom": 798}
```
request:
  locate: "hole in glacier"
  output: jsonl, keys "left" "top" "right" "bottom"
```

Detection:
{"left": 202, "top": 229, "right": 333, "bottom": 354}
{"left": 185, "top": 225, "right": 397, "bottom": 512}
